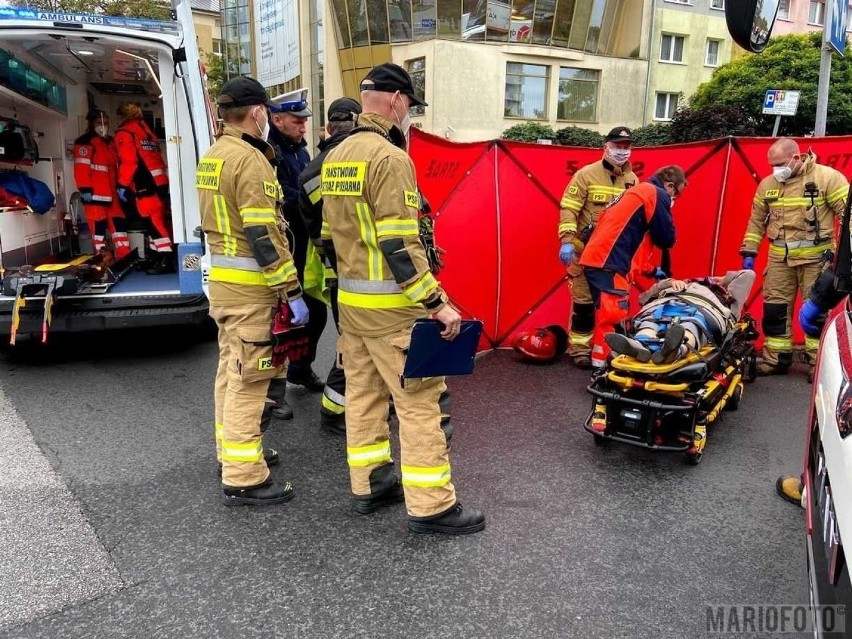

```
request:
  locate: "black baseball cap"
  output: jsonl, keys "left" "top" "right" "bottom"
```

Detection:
{"left": 360, "top": 63, "right": 427, "bottom": 107}
{"left": 605, "top": 126, "right": 633, "bottom": 143}
{"left": 327, "top": 97, "right": 362, "bottom": 122}
{"left": 86, "top": 109, "right": 108, "bottom": 121}
{"left": 217, "top": 77, "right": 270, "bottom": 108}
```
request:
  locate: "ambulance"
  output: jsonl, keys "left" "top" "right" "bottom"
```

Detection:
{"left": 0, "top": 1, "right": 215, "bottom": 344}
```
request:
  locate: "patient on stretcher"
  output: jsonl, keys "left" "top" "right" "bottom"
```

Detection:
{"left": 604, "top": 270, "right": 756, "bottom": 366}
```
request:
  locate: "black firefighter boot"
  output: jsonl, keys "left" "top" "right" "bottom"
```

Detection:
{"left": 408, "top": 502, "right": 486, "bottom": 535}
{"left": 353, "top": 464, "right": 405, "bottom": 514}
{"left": 222, "top": 478, "right": 294, "bottom": 506}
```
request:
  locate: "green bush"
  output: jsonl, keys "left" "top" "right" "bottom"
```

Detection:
{"left": 630, "top": 123, "right": 672, "bottom": 147}
{"left": 554, "top": 126, "right": 604, "bottom": 148}
{"left": 668, "top": 104, "right": 760, "bottom": 142}
{"left": 500, "top": 122, "right": 556, "bottom": 142}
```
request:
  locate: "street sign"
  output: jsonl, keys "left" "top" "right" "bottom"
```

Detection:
{"left": 762, "top": 90, "right": 801, "bottom": 116}
{"left": 828, "top": 0, "right": 848, "bottom": 55}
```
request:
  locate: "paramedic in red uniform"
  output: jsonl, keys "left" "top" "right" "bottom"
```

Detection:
{"left": 73, "top": 109, "right": 130, "bottom": 259}
{"left": 114, "top": 101, "right": 173, "bottom": 273}
{"left": 579, "top": 165, "right": 685, "bottom": 369}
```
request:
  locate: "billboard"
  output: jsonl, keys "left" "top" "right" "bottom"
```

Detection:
{"left": 254, "top": 0, "right": 300, "bottom": 87}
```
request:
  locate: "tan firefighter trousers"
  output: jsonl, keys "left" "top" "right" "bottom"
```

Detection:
{"left": 762, "top": 259, "right": 823, "bottom": 367}
{"left": 210, "top": 302, "right": 282, "bottom": 488}
{"left": 342, "top": 326, "right": 456, "bottom": 518}
{"left": 567, "top": 262, "right": 594, "bottom": 359}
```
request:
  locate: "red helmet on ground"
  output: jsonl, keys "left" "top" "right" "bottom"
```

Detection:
{"left": 513, "top": 325, "right": 569, "bottom": 363}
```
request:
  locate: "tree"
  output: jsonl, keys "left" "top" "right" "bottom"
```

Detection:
{"left": 12, "top": 0, "right": 171, "bottom": 20}
{"left": 202, "top": 50, "right": 225, "bottom": 100}
{"left": 500, "top": 122, "right": 555, "bottom": 142}
{"left": 691, "top": 32, "right": 852, "bottom": 136}
{"left": 630, "top": 123, "right": 671, "bottom": 147}
{"left": 667, "top": 104, "right": 760, "bottom": 142}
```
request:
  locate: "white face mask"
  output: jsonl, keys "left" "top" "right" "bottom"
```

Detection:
{"left": 606, "top": 147, "right": 631, "bottom": 165}
{"left": 392, "top": 96, "right": 411, "bottom": 137}
{"left": 773, "top": 165, "right": 793, "bottom": 183}
{"left": 95, "top": 125, "right": 108, "bottom": 137}
{"left": 255, "top": 108, "right": 270, "bottom": 140}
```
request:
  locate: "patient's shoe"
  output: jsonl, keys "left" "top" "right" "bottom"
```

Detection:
{"left": 605, "top": 333, "right": 651, "bottom": 362}
{"left": 652, "top": 324, "right": 685, "bottom": 365}
{"left": 590, "top": 403, "right": 607, "bottom": 433}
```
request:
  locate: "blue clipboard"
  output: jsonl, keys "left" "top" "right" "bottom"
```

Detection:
{"left": 402, "top": 318, "right": 484, "bottom": 380}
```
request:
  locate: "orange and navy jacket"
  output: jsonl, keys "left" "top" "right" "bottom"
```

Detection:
{"left": 73, "top": 132, "right": 120, "bottom": 206}
{"left": 579, "top": 177, "right": 676, "bottom": 276}
{"left": 114, "top": 118, "right": 168, "bottom": 196}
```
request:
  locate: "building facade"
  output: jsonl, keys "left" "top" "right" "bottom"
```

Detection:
{"left": 191, "top": 0, "right": 223, "bottom": 63}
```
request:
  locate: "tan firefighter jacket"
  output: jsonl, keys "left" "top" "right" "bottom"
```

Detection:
{"left": 558, "top": 157, "right": 637, "bottom": 249}
{"left": 196, "top": 124, "right": 302, "bottom": 306}
{"left": 320, "top": 113, "right": 447, "bottom": 337}
{"left": 741, "top": 152, "right": 848, "bottom": 267}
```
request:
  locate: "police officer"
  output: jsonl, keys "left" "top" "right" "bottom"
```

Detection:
{"left": 114, "top": 102, "right": 173, "bottom": 274}
{"left": 73, "top": 109, "right": 130, "bottom": 259}
{"left": 321, "top": 63, "right": 484, "bottom": 534}
{"left": 298, "top": 97, "right": 363, "bottom": 434}
{"left": 558, "top": 127, "right": 637, "bottom": 369}
{"left": 197, "top": 77, "right": 309, "bottom": 506}
{"left": 740, "top": 138, "right": 847, "bottom": 377}
{"left": 267, "top": 90, "right": 328, "bottom": 396}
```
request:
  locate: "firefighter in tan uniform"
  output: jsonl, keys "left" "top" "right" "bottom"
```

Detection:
{"left": 558, "top": 127, "right": 637, "bottom": 369}
{"left": 197, "top": 77, "right": 309, "bottom": 506}
{"left": 740, "top": 138, "right": 847, "bottom": 377}
{"left": 322, "top": 63, "right": 485, "bottom": 535}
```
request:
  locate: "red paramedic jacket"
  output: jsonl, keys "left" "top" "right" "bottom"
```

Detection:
{"left": 73, "top": 132, "right": 120, "bottom": 205}
{"left": 114, "top": 118, "right": 168, "bottom": 195}
{"left": 579, "top": 178, "right": 676, "bottom": 276}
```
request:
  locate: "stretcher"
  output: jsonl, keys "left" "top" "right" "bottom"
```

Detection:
{"left": 3, "top": 249, "right": 138, "bottom": 344}
{"left": 583, "top": 315, "right": 759, "bottom": 464}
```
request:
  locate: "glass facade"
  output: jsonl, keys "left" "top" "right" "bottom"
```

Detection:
{"left": 222, "top": 0, "right": 253, "bottom": 77}
{"left": 330, "top": 0, "right": 642, "bottom": 55}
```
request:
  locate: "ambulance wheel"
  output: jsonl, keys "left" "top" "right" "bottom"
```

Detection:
{"left": 725, "top": 384, "right": 743, "bottom": 411}
{"left": 686, "top": 451, "right": 703, "bottom": 465}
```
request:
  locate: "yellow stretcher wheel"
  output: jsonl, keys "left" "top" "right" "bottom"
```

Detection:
{"left": 725, "top": 384, "right": 743, "bottom": 412}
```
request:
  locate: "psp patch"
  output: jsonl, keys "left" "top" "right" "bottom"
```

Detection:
{"left": 321, "top": 162, "right": 366, "bottom": 196}
{"left": 404, "top": 191, "right": 420, "bottom": 208}
{"left": 764, "top": 189, "right": 780, "bottom": 200}
{"left": 196, "top": 158, "right": 224, "bottom": 190}
{"left": 591, "top": 193, "right": 607, "bottom": 202}
{"left": 258, "top": 356, "right": 274, "bottom": 371}
{"left": 263, "top": 181, "right": 282, "bottom": 199}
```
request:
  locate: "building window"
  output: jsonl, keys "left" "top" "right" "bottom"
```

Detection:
{"left": 660, "top": 34, "right": 685, "bottom": 63}
{"left": 557, "top": 67, "right": 599, "bottom": 122}
{"left": 664, "top": 0, "right": 690, "bottom": 4}
{"left": 655, "top": 92, "right": 679, "bottom": 120}
{"left": 212, "top": 39, "right": 223, "bottom": 55}
{"left": 407, "top": 58, "right": 427, "bottom": 115}
{"left": 504, "top": 62, "right": 549, "bottom": 119}
{"left": 809, "top": 1, "right": 825, "bottom": 25}
{"left": 778, "top": 0, "right": 791, "bottom": 19}
{"left": 710, "top": 0, "right": 723, "bottom": 8}
{"left": 705, "top": 39, "right": 720, "bottom": 66}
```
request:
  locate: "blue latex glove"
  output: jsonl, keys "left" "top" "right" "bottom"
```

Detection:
{"left": 117, "top": 187, "right": 128, "bottom": 203}
{"left": 559, "top": 243, "right": 574, "bottom": 266}
{"left": 799, "top": 299, "right": 824, "bottom": 337}
{"left": 653, "top": 267, "right": 667, "bottom": 280}
{"left": 742, "top": 256, "right": 755, "bottom": 270}
{"left": 80, "top": 192, "right": 93, "bottom": 203}
{"left": 288, "top": 297, "right": 310, "bottom": 326}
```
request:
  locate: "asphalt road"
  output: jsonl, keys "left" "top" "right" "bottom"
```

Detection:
{"left": 0, "top": 326, "right": 810, "bottom": 639}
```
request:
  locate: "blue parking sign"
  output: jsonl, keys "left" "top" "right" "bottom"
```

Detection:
{"left": 764, "top": 91, "right": 776, "bottom": 109}
{"left": 829, "top": 0, "right": 847, "bottom": 55}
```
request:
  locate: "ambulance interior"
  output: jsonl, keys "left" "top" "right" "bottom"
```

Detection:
{"left": 0, "top": 32, "right": 176, "bottom": 297}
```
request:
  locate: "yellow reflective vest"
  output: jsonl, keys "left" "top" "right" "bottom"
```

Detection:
{"left": 741, "top": 152, "right": 848, "bottom": 267}
{"left": 197, "top": 124, "right": 302, "bottom": 306}
{"left": 558, "top": 158, "right": 637, "bottom": 247}
{"left": 320, "top": 113, "right": 447, "bottom": 337}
